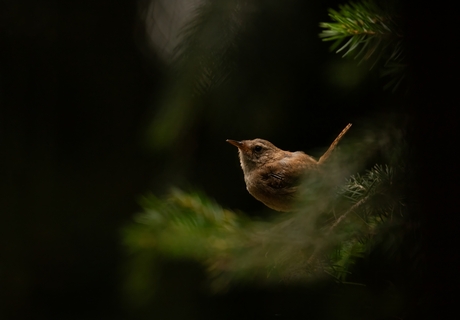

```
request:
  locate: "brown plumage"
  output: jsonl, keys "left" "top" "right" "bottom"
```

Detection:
{"left": 226, "top": 138, "right": 318, "bottom": 212}
{"left": 227, "top": 124, "right": 352, "bottom": 212}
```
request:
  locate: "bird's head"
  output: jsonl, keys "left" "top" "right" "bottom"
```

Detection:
{"left": 226, "top": 138, "right": 281, "bottom": 172}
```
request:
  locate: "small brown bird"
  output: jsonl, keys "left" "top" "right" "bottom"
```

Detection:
{"left": 226, "top": 139, "right": 318, "bottom": 211}
{"left": 227, "top": 124, "right": 352, "bottom": 212}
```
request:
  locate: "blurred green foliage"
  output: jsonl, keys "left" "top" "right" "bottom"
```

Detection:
{"left": 123, "top": 126, "right": 411, "bottom": 301}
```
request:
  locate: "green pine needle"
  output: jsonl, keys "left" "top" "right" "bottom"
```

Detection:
{"left": 319, "top": 1, "right": 405, "bottom": 91}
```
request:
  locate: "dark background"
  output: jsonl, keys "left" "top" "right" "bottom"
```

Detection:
{"left": 1, "top": 0, "right": 458, "bottom": 319}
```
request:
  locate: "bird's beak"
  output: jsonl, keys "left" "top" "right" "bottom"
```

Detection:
{"left": 226, "top": 139, "right": 243, "bottom": 149}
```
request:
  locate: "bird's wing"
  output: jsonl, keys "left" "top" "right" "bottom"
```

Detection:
{"left": 264, "top": 170, "right": 301, "bottom": 191}
{"left": 263, "top": 153, "right": 317, "bottom": 192}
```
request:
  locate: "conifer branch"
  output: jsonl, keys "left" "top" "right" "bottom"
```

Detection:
{"left": 319, "top": 1, "right": 405, "bottom": 91}
{"left": 307, "top": 196, "right": 368, "bottom": 265}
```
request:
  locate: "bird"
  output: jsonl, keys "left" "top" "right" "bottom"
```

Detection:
{"left": 227, "top": 124, "right": 352, "bottom": 212}
{"left": 226, "top": 138, "right": 318, "bottom": 212}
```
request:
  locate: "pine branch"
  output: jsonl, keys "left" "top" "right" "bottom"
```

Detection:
{"left": 123, "top": 161, "right": 406, "bottom": 290}
{"left": 124, "top": 126, "right": 409, "bottom": 291}
{"left": 319, "top": 1, "right": 405, "bottom": 91}
{"left": 306, "top": 196, "right": 367, "bottom": 266}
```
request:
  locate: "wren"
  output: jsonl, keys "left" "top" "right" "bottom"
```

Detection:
{"left": 227, "top": 124, "right": 352, "bottom": 212}
{"left": 226, "top": 139, "right": 318, "bottom": 212}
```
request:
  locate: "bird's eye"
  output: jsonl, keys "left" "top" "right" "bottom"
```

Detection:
{"left": 254, "top": 145, "right": 263, "bottom": 152}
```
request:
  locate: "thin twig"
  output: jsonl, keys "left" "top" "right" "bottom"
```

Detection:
{"left": 307, "top": 196, "right": 368, "bottom": 264}
{"left": 327, "top": 196, "right": 367, "bottom": 234}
